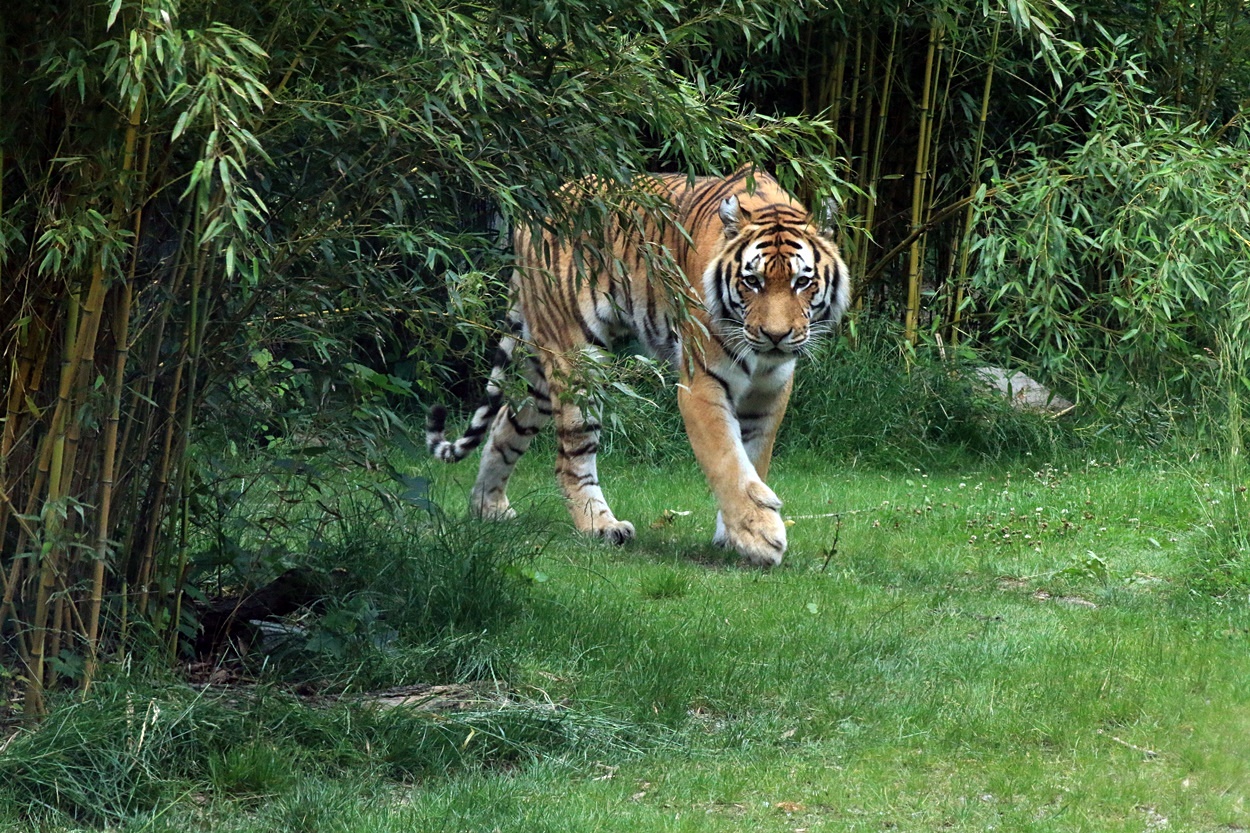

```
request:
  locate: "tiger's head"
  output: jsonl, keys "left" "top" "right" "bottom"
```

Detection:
{"left": 705, "top": 194, "right": 850, "bottom": 359}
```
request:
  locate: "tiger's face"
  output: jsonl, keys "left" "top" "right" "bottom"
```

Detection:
{"left": 708, "top": 195, "right": 850, "bottom": 359}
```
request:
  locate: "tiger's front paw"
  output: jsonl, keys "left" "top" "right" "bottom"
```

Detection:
{"left": 713, "top": 482, "right": 787, "bottom": 567}
{"left": 591, "top": 519, "right": 636, "bottom": 546}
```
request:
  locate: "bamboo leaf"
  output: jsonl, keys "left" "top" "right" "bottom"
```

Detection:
{"left": 171, "top": 109, "right": 191, "bottom": 142}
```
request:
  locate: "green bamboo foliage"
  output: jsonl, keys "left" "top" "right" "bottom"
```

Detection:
{"left": 795, "top": 1, "right": 1078, "bottom": 335}
{"left": 1, "top": 1, "right": 270, "bottom": 715}
{"left": 971, "top": 41, "right": 1250, "bottom": 409}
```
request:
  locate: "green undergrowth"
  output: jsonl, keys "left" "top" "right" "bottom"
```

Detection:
{"left": 0, "top": 678, "right": 647, "bottom": 829}
{"left": 2, "top": 446, "right": 1248, "bottom": 831}
{"left": 587, "top": 325, "right": 1133, "bottom": 470}
{"left": 265, "top": 508, "right": 551, "bottom": 690}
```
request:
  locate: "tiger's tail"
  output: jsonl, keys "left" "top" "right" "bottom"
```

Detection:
{"left": 426, "top": 323, "right": 518, "bottom": 463}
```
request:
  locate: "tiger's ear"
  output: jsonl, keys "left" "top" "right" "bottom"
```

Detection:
{"left": 719, "top": 196, "right": 742, "bottom": 237}
{"left": 818, "top": 195, "right": 841, "bottom": 237}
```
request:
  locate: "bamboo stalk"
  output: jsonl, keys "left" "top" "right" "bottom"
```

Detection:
{"left": 0, "top": 326, "right": 40, "bottom": 631}
{"left": 168, "top": 491, "right": 191, "bottom": 662}
{"left": 113, "top": 166, "right": 193, "bottom": 513}
{"left": 827, "top": 38, "right": 849, "bottom": 137}
{"left": 850, "top": 26, "right": 878, "bottom": 286}
{"left": 925, "top": 26, "right": 954, "bottom": 329}
{"left": 114, "top": 270, "right": 179, "bottom": 511}
{"left": 905, "top": 24, "right": 941, "bottom": 344}
{"left": 861, "top": 20, "right": 899, "bottom": 306}
{"left": 25, "top": 65, "right": 145, "bottom": 713}
{"left": 0, "top": 489, "right": 40, "bottom": 665}
{"left": 138, "top": 175, "right": 214, "bottom": 617}
{"left": 26, "top": 301, "right": 81, "bottom": 716}
{"left": 119, "top": 581, "right": 130, "bottom": 649}
{"left": 0, "top": 324, "right": 53, "bottom": 654}
{"left": 153, "top": 189, "right": 227, "bottom": 633}
{"left": 800, "top": 22, "right": 813, "bottom": 115}
{"left": 117, "top": 160, "right": 192, "bottom": 605}
{"left": 838, "top": 28, "right": 863, "bottom": 253}
{"left": 825, "top": 34, "right": 850, "bottom": 243}
{"left": 46, "top": 594, "right": 66, "bottom": 688}
{"left": 115, "top": 291, "right": 176, "bottom": 586}
{"left": 926, "top": 29, "right": 952, "bottom": 216}
{"left": 951, "top": 16, "right": 1002, "bottom": 347}
{"left": 82, "top": 281, "right": 133, "bottom": 690}
{"left": 1, "top": 335, "right": 36, "bottom": 490}
{"left": 135, "top": 357, "right": 185, "bottom": 616}
{"left": 812, "top": 33, "right": 847, "bottom": 212}
{"left": 83, "top": 104, "right": 150, "bottom": 692}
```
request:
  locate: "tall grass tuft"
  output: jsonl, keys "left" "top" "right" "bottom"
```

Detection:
{"left": 267, "top": 509, "right": 548, "bottom": 690}
{"left": 1182, "top": 280, "right": 1250, "bottom": 598}
{"left": 0, "top": 684, "right": 215, "bottom": 825}
{"left": 783, "top": 321, "right": 1066, "bottom": 467}
{"left": 0, "top": 677, "right": 649, "bottom": 828}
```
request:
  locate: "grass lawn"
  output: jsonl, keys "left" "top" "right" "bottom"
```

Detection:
{"left": 387, "top": 449, "right": 1248, "bottom": 833}
{"left": 3, "top": 446, "right": 1248, "bottom": 832}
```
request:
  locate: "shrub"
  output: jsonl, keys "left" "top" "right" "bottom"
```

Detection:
{"left": 970, "top": 39, "right": 1250, "bottom": 453}
{"left": 783, "top": 320, "right": 1066, "bottom": 467}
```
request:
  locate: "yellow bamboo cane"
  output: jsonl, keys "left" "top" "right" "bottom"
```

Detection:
{"left": 862, "top": 20, "right": 899, "bottom": 307}
{"left": 951, "top": 16, "right": 1002, "bottom": 346}
{"left": 83, "top": 102, "right": 150, "bottom": 692}
{"left": 906, "top": 24, "right": 940, "bottom": 344}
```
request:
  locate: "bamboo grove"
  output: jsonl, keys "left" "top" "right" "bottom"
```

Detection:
{"left": 777, "top": 0, "right": 1250, "bottom": 350}
{"left": 1, "top": 2, "right": 273, "bottom": 715}
{"left": 3, "top": 0, "right": 1250, "bottom": 718}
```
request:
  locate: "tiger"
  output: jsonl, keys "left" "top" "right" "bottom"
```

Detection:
{"left": 426, "top": 168, "right": 850, "bottom": 566}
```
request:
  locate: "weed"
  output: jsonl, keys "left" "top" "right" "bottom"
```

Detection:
{"left": 639, "top": 569, "right": 690, "bottom": 600}
{"left": 208, "top": 742, "right": 300, "bottom": 798}
{"left": 1186, "top": 521, "right": 1250, "bottom": 598}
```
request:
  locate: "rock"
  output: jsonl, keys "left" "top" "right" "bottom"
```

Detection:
{"left": 974, "top": 366, "right": 1074, "bottom": 415}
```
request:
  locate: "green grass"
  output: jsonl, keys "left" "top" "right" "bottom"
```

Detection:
{"left": 416, "top": 449, "right": 1250, "bottom": 831}
{"left": 2, "top": 447, "right": 1248, "bottom": 832}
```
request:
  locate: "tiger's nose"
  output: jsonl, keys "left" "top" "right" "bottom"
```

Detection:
{"left": 761, "top": 327, "right": 792, "bottom": 345}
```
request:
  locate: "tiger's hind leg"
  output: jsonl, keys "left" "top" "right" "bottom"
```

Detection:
{"left": 469, "top": 354, "right": 552, "bottom": 519}
{"left": 546, "top": 358, "right": 635, "bottom": 545}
